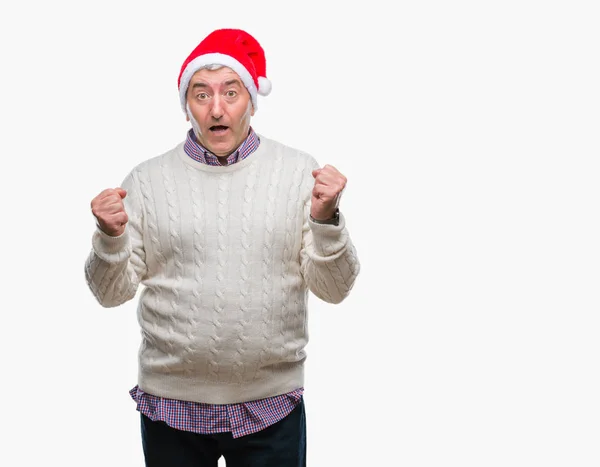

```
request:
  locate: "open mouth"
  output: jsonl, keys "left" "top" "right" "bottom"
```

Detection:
{"left": 210, "top": 125, "right": 229, "bottom": 134}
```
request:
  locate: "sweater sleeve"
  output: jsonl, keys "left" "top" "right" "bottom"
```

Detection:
{"left": 84, "top": 169, "right": 147, "bottom": 308}
{"left": 299, "top": 189, "right": 360, "bottom": 305}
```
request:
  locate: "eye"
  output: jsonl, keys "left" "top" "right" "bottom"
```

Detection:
{"left": 226, "top": 90, "right": 237, "bottom": 98}
{"left": 196, "top": 92, "right": 209, "bottom": 100}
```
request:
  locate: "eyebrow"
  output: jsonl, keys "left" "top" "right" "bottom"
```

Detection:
{"left": 191, "top": 79, "right": 242, "bottom": 90}
{"left": 223, "top": 79, "right": 242, "bottom": 87}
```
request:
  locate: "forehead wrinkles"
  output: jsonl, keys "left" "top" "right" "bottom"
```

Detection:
{"left": 191, "top": 69, "right": 242, "bottom": 90}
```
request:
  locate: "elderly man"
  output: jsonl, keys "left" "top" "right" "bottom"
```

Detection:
{"left": 85, "top": 28, "right": 360, "bottom": 467}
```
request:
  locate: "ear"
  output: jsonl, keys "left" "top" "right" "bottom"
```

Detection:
{"left": 186, "top": 114, "right": 190, "bottom": 122}
{"left": 251, "top": 104, "right": 255, "bottom": 117}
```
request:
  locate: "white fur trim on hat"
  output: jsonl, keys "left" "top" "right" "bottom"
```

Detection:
{"left": 179, "top": 53, "right": 258, "bottom": 112}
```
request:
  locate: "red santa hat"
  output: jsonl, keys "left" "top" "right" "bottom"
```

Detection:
{"left": 177, "top": 28, "right": 272, "bottom": 113}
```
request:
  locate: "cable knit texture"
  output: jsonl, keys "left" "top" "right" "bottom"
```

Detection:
{"left": 84, "top": 135, "right": 360, "bottom": 404}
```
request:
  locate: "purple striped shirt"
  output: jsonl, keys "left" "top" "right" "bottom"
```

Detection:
{"left": 183, "top": 127, "right": 260, "bottom": 165}
{"left": 130, "top": 386, "right": 304, "bottom": 438}
{"left": 130, "top": 127, "right": 304, "bottom": 438}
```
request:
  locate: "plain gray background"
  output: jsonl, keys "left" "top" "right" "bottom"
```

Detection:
{"left": 1, "top": 0, "right": 599, "bottom": 465}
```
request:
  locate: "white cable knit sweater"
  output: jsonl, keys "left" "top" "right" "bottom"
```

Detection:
{"left": 84, "top": 135, "right": 360, "bottom": 404}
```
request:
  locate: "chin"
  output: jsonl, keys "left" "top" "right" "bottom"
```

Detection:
{"left": 209, "top": 142, "right": 234, "bottom": 157}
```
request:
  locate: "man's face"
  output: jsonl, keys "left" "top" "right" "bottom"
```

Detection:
{"left": 185, "top": 67, "right": 254, "bottom": 157}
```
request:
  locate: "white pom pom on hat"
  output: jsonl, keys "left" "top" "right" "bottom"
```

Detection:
{"left": 258, "top": 76, "right": 272, "bottom": 96}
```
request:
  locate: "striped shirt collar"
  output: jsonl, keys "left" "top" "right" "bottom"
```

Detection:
{"left": 183, "top": 128, "right": 260, "bottom": 166}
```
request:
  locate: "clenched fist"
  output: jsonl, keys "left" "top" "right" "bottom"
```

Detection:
{"left": 311, "top": 164, "right": 347, "bottom": 221}
{"left": 91, "top": 188, "right": 128, "bottom": 237}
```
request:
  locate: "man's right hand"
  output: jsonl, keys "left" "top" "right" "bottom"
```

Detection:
{"left": 91, "top": 188, "right": 128, "bottom": 237}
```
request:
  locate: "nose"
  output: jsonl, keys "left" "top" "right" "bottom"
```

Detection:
{"left": 210, "top": 95, "right": 224, "bottom": 120}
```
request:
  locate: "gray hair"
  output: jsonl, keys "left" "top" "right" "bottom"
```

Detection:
{"left": 201, "top": 63, "right": 224, "bottom": 71}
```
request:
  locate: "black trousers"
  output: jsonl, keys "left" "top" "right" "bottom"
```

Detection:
{"left": 140, "top": 398, "right": 306, "bottom": 467}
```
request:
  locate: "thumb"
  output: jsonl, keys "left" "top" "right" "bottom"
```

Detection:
{"left": 312, "top": 168, "right": 321, "bottom": 178}
{"left": 115, "top": 187, "right": 127, "bottom": 198}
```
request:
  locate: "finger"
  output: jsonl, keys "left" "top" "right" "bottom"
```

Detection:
{"left": 312, "top": 185, "right": 337, "bottom": 200}
{"left": 319, "top": 166, "right": 345, "bottom": 181}
{"left": 92, "top": 189, "right": 115, "bottom": 205}
{"left": 94, "top": 188, "right": 124, "bottom": 205}
{"left": 314, "top": 170, "right": 334, "bottom": 184}
{"left": 112, "top": 211, "right": 129, "bottom": 226}
{"left": 103, "top": 201, "right": 126, "bottom": 215}
{"left": 312, "top": 168, "right": 321, "bottom": 178}
{"left": 94, "top": 197, "right": 125, "bottom": 216}
{"left": 99, "top": 192, "right": 126, "bottom": 208}
{"left": 103, "top": 212, "right": 129, "bottom": 228}
{"left": 101, "top": 188, "right": 123, "bottom": 198}
{"left": 321, "top": 164, "right": 342, "bottom": 176}
{"left": 313, "top": 184, "right": 345, "bottom": 204}
{"left": 115, "top": 187, "right": 127, "bottom": 199}
{"left": 314, "top": 173, "right": 346, "bottom": 192}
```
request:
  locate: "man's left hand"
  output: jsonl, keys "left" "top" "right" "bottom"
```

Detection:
{"left": 311, "top": 164, "right": 347, "bottom": 221}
